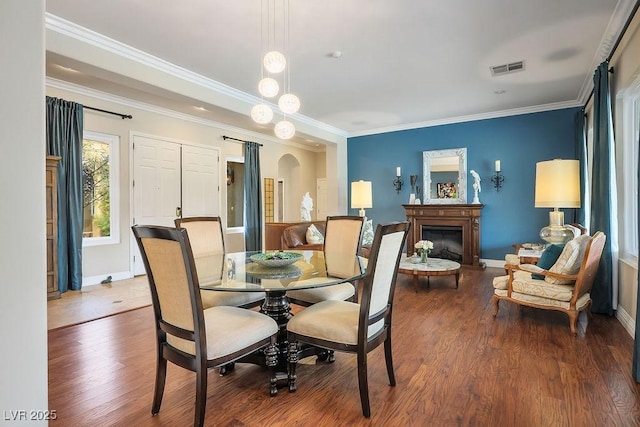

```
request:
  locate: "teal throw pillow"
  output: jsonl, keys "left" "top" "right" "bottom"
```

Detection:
{"left": 532, "top": 244, "right": 565, "bottom": 279}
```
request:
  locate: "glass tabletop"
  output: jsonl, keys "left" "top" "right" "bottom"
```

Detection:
{"left": 197, "top": 250, "right": 364, "bottom": 292}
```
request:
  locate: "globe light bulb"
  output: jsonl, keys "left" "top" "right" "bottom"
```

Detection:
{"left": 278, "top": 93, "right": 300, "bottom": 114}
{"left": 258, "top": 77, "right": 279, "bottom": 98}
{"left": 263, "top": 51, "right": 286, "bottom": 73}
{"left": 250, "top": 104, "right": 273, "bottom": 124}
{"left": 274, "top": 120, "right": 295, "bottom": 140}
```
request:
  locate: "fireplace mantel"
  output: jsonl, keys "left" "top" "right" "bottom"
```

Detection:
{"left": 403, "top": 204, "right": 484, "bottom": 269}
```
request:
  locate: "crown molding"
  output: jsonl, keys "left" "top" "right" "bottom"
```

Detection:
{"left": 46, "top": 77, "right": 325, "bottom": 153}
{"left": 347, "top": 100, "right": 582, "bottom": 138}
{"left": 576, "top": 0, "right": 638, "bottom": 105}
{"left": 45, "top": 13, "right": 347, "bottom": 140}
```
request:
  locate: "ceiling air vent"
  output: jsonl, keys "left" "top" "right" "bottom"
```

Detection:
{"left": 490, "top": 61, "right": 525, "bottom": 77}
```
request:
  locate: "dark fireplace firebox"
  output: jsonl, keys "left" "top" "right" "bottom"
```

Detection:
{"left": 422, "top": 225, "right": 463, "bottom": 262}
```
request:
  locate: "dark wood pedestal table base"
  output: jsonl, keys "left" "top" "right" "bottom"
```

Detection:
{"left": 397, "top": 255, "right": 461, "bottom": 291}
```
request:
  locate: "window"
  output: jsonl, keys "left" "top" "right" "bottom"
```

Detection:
{"left": 82, "top": 131, "right": 119, "bottom": 246}
{"left": 226, "top": 157, "right": 245, "bottom": 230}
{"left": 621, "top": 80, "right": 640, "bottom": 261}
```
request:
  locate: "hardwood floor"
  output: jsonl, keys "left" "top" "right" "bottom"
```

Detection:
{"left": 48, "top": 267, "right": 640, "bottom": 426}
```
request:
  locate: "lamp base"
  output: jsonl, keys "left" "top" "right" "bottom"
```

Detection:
{"left": 539, "top": 210, "right": 574, "bottom": 244}
{"left": 358, "top": 208, "right": 366, "bottom": 217}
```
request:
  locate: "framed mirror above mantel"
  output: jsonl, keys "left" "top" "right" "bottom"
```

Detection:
{"left": 422, "top": 148, "right": 467, "bottom": 204}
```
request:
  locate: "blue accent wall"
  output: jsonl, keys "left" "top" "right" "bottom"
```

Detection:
{"left": 347, "top": 108, "right": 580, "bottom": 261}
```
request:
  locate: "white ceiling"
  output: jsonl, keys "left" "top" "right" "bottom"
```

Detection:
{"left": 44, "top": 0, "right": 634, "bottom": 145}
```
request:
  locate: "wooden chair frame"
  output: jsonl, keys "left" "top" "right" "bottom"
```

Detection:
{"left": 132, "top": 225, "right": 278, "bottom": 427}
{"left": 287, "top": 215, "right": 365, "bottom": 307}
{"left": 175, "top": 216, "right": 263, "bottom": 309}
{"left": 286, "top": 221, "right": 410, "bottom": 418}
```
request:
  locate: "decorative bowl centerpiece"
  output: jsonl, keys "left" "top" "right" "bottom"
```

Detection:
{"left": 249, "top": 251, "right": 303, "bottom": 268}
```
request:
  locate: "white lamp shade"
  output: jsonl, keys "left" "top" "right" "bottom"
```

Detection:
{"left": 250, "top": 104, "right": 274, "bottom": 124}
{"left": 258, "top": 77, "right": 280, "bottom": 98}
{"left": 263, "top": 51, "right": 286, "bottom": 73}
{"left": 351, "top": 180, "right": 373, "bottom": 209}
{"left": 278, "top": 93, "right": 300, "bottom": 114}
{"left": 534, "top": 159, "right": 580, "bottom": 208}
{"left": 274, "top": 120, "right": 295, "bottom": 139}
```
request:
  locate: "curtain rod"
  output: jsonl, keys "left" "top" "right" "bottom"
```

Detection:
{"left": 583, "top": 0, "right": 640, "bottom": 108}
{"left": 84, "top": 105, "right": 132, "bottom": 120}
{"left": 222, "top": 135, "right": 263, "bottom": 146}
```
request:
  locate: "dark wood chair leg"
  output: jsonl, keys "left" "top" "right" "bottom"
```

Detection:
{"left": 265, "top": 340, "right": 279, "bottom": 396}
{"left": 357, "top": 349, "right": 371, "bottom": 418}
{"left": 152, "top": 354, "right": 167, "bottom": 415}
{"left": 384, "top": 335, "right": 396, "bottom": 386}
{"left": 287, "top": 341, "right": 299, "bottom": 392}
{"left": 194, "top": 363, "right": 207, "bottom": 427}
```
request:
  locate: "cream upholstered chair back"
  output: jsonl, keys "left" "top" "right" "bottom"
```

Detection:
{"left": 360, "top": 222, "right": 411, "bottom": 323}
{"left": 324, "top": 216, "right": 364, "bottom": 279}
{"left": 175, "top": 217, "right": 225, "bottom": 258}
{"left": 133, "top": 225, "right": 204, "bottom": 351}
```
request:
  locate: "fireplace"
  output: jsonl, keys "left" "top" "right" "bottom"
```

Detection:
{"left": 422, "top": 225, "right": 463, "bottom": 262}
{"left": 403, "top": 204, "right": 484, "bottom": 269}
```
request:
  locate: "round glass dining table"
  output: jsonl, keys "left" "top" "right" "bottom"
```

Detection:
{"left": 196, "top": 250, "right": 364, "bottom": 376}
{"left": 197, "top": 250, "right": 363, "bottom": 323}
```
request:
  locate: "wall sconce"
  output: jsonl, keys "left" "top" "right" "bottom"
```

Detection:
{"left": 393, "top": 166, "right": 403, "bottom": 194}
{"left": 490, "top": 160, "right": 504, "bottom": 191}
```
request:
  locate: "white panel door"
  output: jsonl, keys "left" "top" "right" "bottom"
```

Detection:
{"left": 132, "top": 135, "right": 181, "bottom": 275}
{"left": 182, "top": 145, "right": 220, "bottom": 217}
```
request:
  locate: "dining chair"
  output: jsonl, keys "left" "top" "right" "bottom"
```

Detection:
{"left": 132, "top": 225, "right": 279, "bottom": 427}
{"left": 286, "top": 221, "right": 410, "bottom": 418}
{"left": 175, "top": 216, "right": 265, "bottom": 309}
{"left": 286, "top": 215, "right": 365, "bottom": 306}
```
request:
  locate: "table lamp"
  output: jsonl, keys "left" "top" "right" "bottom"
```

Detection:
{"left": 351, "top": 180, "right": 372, "bottom": 217}
{"left": 534, "top": 159, "right": 580, "bottom": 244}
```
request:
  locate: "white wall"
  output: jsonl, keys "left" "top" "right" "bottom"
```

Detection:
{"left": 0, "top": 1, "right": 49, "bottom": 425}
{"left": 46, "top": 84, "right": 332, "bottom": 281}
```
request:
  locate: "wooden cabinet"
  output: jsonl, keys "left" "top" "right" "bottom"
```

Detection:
{"left": 403, "top": 204, "right": 485, "bottom": 269}
{"left": 47, "top": 156, "right": 61, "bottom": 300}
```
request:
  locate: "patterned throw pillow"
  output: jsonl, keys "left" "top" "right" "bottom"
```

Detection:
{"left": 362, "top": 219, "right": 374, "bottom": 246}
{"left": 306, "top": 224, "right": 324, "bottom": 244}
{"left": 531, "top": 244, "right": 564, "bottom": 279}
{"left": 545, "top": 234, "right": 590, "bottom": 285}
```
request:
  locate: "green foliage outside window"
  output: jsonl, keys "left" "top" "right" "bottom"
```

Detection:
{"left": 82, "top": 139, "right": 111, "bottom": 238}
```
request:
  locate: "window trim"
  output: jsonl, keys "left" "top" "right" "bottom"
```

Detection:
{"left": 225, "top": 155, "right": 245, "bottom": 234}
{"left": 620, "top": 79, "right": 640, "bottom": 262}
{"left": 82, "top": 130, "right": 120, "bottom": 247}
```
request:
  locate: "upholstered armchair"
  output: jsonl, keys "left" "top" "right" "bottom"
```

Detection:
{"left": 493, "top": 232, "right": 606, "bottom": 334}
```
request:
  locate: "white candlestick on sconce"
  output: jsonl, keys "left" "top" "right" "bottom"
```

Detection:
{"left": 396, "top": 166, "right": 401, "bottom": 177}
{"left": 495, "top": 160, "right": 501, "bottom": 172}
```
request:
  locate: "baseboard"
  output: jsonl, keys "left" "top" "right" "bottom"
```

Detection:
{"left": 482, "top": 259, "right": 504, "bottom": 269}
{"left": 616, "top": 305, "right": 635, "bottom": 338}
{"left": 83, "top": 271, "right": 133, "bottom": 287}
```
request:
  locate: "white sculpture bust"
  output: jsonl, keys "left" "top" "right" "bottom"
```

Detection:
{"left": 470, "top": 170, "right": 481, "bottom": 204}
{"left": 300, "top": 192, "right": 313, "bottom": 221}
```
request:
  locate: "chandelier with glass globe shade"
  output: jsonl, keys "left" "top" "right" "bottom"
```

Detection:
{"left": 251, "top": 0, "right": 300, "bottom": 140}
